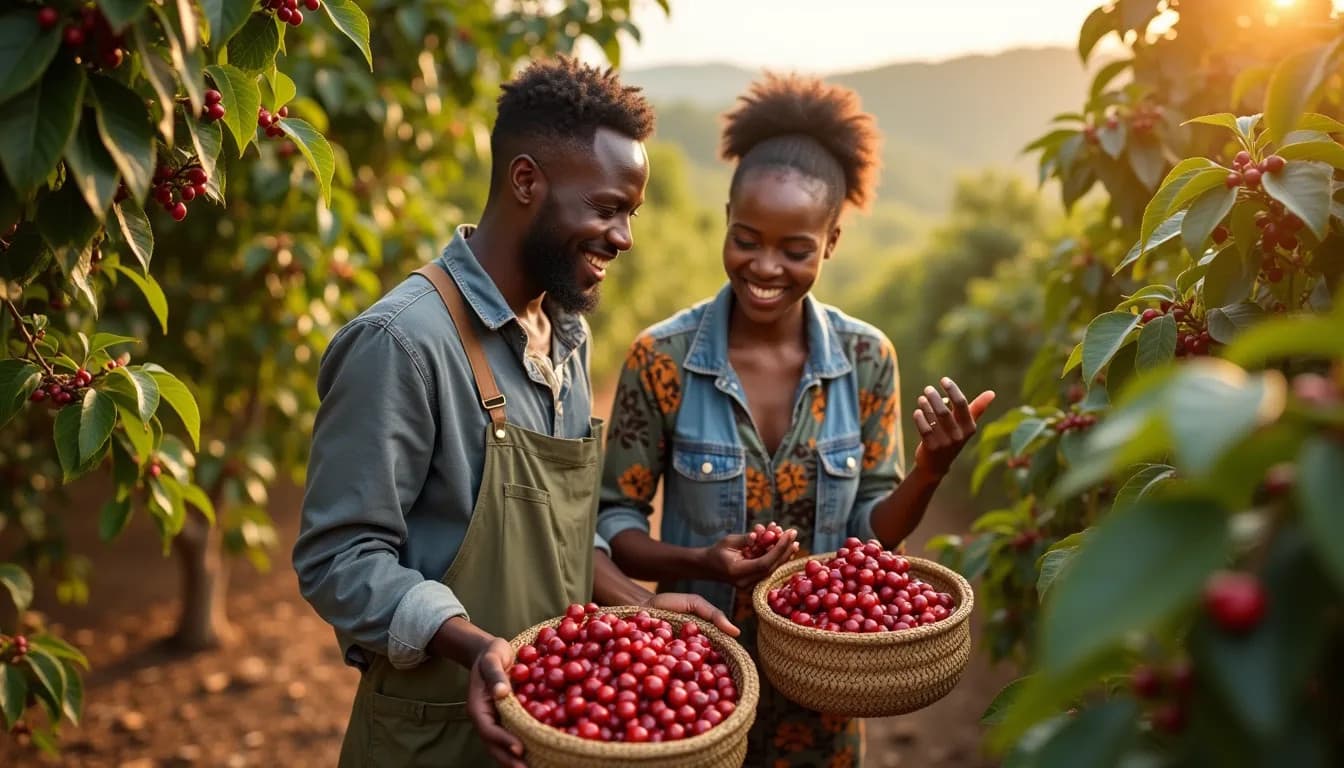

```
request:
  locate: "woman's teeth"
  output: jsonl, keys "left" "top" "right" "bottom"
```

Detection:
{"left": 748, "top": 283, "right": 784, "bottom": 300}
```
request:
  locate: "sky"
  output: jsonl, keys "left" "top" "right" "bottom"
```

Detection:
{"left": 578, "top": 0, "right": 1342, "bottom": 74}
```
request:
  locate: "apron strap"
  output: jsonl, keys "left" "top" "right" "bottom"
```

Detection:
{"left": 413, "top": 265, "right": 507, "bottom": 425}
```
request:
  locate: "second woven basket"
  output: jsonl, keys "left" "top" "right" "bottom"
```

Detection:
{"left": 751, "top": 554, "right": 974, "bottom": 717}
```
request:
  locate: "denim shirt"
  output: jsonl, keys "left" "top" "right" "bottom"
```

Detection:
{"left": 597, "top": 285, "right": 905, "bottom": 615}
{"left": 293, "top": 227, "right": 606, "bottom": 671}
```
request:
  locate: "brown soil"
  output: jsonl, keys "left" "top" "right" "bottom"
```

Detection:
{"left": 1, "top": 389, "right": 1016, "bottom": 768}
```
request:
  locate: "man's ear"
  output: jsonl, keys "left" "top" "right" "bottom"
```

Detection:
{"left": 509, "top": 154, "right": 546, "bottom": 206}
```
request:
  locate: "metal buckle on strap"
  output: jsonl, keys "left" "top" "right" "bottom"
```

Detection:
{"left": 482, "top": 394, "right": 506, "bottom": 411}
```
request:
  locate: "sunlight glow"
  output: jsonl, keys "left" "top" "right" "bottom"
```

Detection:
{"left": 1273, "top": 0, "right": 1296, "bottom": 7}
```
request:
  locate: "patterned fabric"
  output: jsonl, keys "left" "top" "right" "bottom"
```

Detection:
{"left": 601, "top": 292, "right": 903, "bottom": 766}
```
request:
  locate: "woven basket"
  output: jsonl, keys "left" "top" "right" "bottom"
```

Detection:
{"left": 751, "top": 554, "right": 974, "bottom": 717}
{"left": 497, "top": 606, "right": 759, "bottom": 768}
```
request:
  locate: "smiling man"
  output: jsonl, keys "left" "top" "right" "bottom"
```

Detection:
{"left": 293, "top": 58, "right": 737, "bottom": 767}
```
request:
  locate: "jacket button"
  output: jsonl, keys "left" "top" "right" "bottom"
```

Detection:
{"left": 701, "top": 462, "right": 713, "bottom": 475}
{"left": 495, "top": 429, "right": 507, "bottom": 439}
{"left": 846, "top": 456, "right": 857, "bottom": 469}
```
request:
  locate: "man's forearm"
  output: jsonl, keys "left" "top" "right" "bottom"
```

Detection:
{"left": 592, "top": 548, "right": 656, "bottom": 606}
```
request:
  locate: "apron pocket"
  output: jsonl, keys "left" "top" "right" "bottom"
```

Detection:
{"left": 367, "top": 692, "right": 472, "bottom": 767}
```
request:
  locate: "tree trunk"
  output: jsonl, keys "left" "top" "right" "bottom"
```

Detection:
{"left": 170, "top": 512, "right": 235, "bottom": 650}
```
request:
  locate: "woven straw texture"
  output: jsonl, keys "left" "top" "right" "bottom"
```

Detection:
{"left": 498, "top": 606, "right": 759, "bottom": 768}
{"left": 751, "top": 554, "right": 975, "bottom": 717}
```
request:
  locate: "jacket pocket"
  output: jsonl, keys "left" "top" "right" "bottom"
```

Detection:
{"left": 816, "top": 435, "right": 863, "bottom": 536}
{"left": 668, "top": 442, "right": 745, "bottom": 536}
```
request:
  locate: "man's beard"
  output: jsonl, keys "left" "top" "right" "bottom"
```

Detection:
{"left": 520, "top": 200, "right": 602, "bottom": 315}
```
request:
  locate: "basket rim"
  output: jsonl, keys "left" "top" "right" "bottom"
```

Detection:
{"left": 751, "top": 553, "right": 975, "bottom": 645}
{"left": 496, "top": 605, "right": 759, "bottom": 757}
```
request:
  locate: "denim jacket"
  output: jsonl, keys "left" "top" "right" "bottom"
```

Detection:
{"left": 597, "top": 285, "right": 904, "bottom": 615}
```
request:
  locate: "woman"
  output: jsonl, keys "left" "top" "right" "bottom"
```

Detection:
{"left": 597, "top": 74, "right": 994, "bottom": 766}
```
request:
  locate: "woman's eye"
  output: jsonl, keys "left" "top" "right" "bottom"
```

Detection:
{"left": 786, "top": 251, "right": 815, "bottom": 260}
{"left": 732, "top": 237, "right": 758, "bottom": 250}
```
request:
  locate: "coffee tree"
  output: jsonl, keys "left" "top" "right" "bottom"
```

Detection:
{"left": 928, "top": 1, "right": 1344, "bottom": 764}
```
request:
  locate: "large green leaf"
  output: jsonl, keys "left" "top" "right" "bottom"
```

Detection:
{"left": 1166, "top": 361, "right": 1286, "bottom": 475}
{"left": 64, "top": 116, "right": 120, "bottom": 220}
{"left": 99, "top": 495, "right": 134, "bottom": 541}
{"left": 132, "top": 19, "right": 177, "bottom": 144}
{"left": 0, "top": 10, "right": 62, "bottom": 105}
{"left": 23, "top": 649, "right": 65, "bottom": 722}
{"left": 1168, "top": 168, "right": 1230, "bottom": 214}
{"left": 1033, "top": 699, "right": 1139, "bottom": 768}
{"left": 185, "top": 112, "right": 224, "bottom": 189}
{"left": 1082, "top": 311, "right": 1141, "bottom": 384}
{"left": 78, "top": 388, "right": 117, "bottom": 463}
{"left": 323, "top": 0, "right": 373, "bottom": 69}
{"left": 1112, "top": 464, "right": 1175, "bottom": 513}
{"left": 111, "top": 263, "right": 168, "bottom": 332}
{"left": 148, "top": 370, "right": 200, "bottom": 448}
{"left": 1297, "top": 437, "right": 1344, "bottom": 590}
{"left": 1036, "top": 547, "right": 1077, "bottom": 604}
{"left": 1041, "top": 495, "right": 1230, "bottom": 677}
{"left": 97, "top": 0, "right": 150, "bottom": 29}
{"left": 1077, "top": 5, "right": 1114, "bottom": 63}
{"left": 116, "top": 403, "right": 154, "bottom": 461}
{"left": 1116, "top": 210, "right": 1184, "bottom": 273}
{"left": 149, "top": 474, "right": 187, "bottom": 536}
{"left": 1181, "top": 185, "right": 1237, "bottom": 256}
{"left": 228, "top": 13, "right": 281, "bottom": 74}
{"left": 1010, "top": 418, "right": 1049, "bottom": 456}
{"left": 0, "top": 664, "right": 27, "bottom": 730}
{"left": 0, "top": 358, "right": 42, "bottom": 428}
{"left": 1139, "top": 159, "right": 1215, "bottom": 255}
{"left": 30, "top": 635, "right": 88, "bottom": 669}
{"left": 1203, "top": 246, "right": 1256, "bottom": 308}
{"left": 1277, "top": 140, "right": 1344, "bottom": 170}
{"left": 104, "top": 366, "right": 159, "bottom": 422}
{"left": 155, "top": 1, "right": 203, "bottom": 113}
{"left": 60, "top": 659, "right": 83, "bottom": 725}
{"left": 1265, "top": 39, "right": 1343, "bottom": 144}
{"left": 178, "top": 481, "right": 217, "bottom": 524}
{"left": 1116, "top": 0, "right": 1154, "bottom": 33}
{"left": 1135, "top": 313, "right": 1176, "bottom": 371}
{"left": 1097, "top": 121, "right": 1126, "bottom": 159}
{"left": 204, "top": 63, "right": 262, "bottom": 155}
{"left": 981, "top": 677, "right": 1032, "bottom": 726}
{"left": 1090, "top": 59, "right": 1132, "bottom": 103}
{"left": 0, "top": 562, "right": 34, "bottom": 613}
{"left": 89, "top": 76, "right": 155, "bottom": 205}
{"left": 278, "top": 117, "right": 335, "bottom": 205}
{"left": 200, "top": 0, "right": 253, "bottom": 47}
{"left": 0, "top": 57, "right": 85, "bottom": 196}
{"left": 1260, "top": 160, "right": 1332, "bottom": 240}
{"left": 1206, "top": 302, "right": 1265, "bottom": 344}
{"left": 1228, "top": 199, "right": 1260, "bottom": 258}
{"left": 1223, "top": 314, "right": 1344, "bottom": 368}
{"left": 1126, "top": 133, "right": 1164, "bottom": 191}
{"left": 113, "top": 197, "right": 154, "bottom": 273}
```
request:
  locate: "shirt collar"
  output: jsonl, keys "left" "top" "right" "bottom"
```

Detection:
{"left": 683, "top": 284, "right": 852, "bottom": 379}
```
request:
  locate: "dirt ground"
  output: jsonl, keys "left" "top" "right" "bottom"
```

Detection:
{"left": 1, "top": 396, "right": 1016, "bottom": 768}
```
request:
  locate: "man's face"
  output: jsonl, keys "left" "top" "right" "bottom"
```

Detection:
{"left": 521, "top": 127, "right": 649, "bottom": 314}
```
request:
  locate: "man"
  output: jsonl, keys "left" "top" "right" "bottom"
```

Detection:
{"left": 293, "top": 57, "right": 736, "bottom": 767}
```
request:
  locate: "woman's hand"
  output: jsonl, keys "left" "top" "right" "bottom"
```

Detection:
{"left": 913, "top": 377, "right": 995, "bottom": 477}
{"left": 701, "top": 527, "right": 799, "bottom": 590}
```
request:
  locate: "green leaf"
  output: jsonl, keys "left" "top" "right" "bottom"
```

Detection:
{"left": 1112, "top": 464, "right": 1175, "bottom": 513}
{"left": 1265, "top": 39, "right": 1343, "bottom": 144}
{"left": 266, "top": 70, "right": 297, "bottom": 111}
{"left": 104, "top": 366, "right": 159, "bottom": 422}
{"left": 1167, "top": 361, "right": 1287, "bottom": 475}
{"left": 1176, "top": 262, "right": 1208, "bottom": 294}
{"left": 0, "top": 664, "right": 27, "bottom": 730}
{"left": 0, "top": 10, "right": 63, "bottom": 105}
{"left": 1090, "top": 59, "right": 1132, "bottom": 103}
{"left": 97, "top": 0, "right": 149, "bottom": 29}
{"left": 1203, "top": 246, "right": 1256, "bottom": 308}
{"left": 1034, "top": 699, "right": 1139, "bottom": 768}
{"left": 205, "top": 63, "right": 261, "bottom": 155}
{"left": 981, "top": 677, "right": 1032, "bottom": 726}
{"left": 116, "top": 404, "right": 154, "bottom": 462}
{"left": 1236, "top": 114, "right": 1262, "bottom": 141}
{"left": 1260, "top": 160, "right": 1333, "bottom": 240}
{"left": 1181, "top": 113, "right": 1241, "bottom": 134}
{"left": 1229, "top": 199, "right": 1261, "bottom": 258}
{"left": 1116, "top": 0, "right": 1153, "bottom": 32}
{"left": 200, "top": 0, "right": 253, "bottom": 47}
{"left": 30, "top": 636, "right": 88, "bottom": 669}
{"left": 149, "top": 475, "right": 187, "bottom": 535}
{"left": 228, "top": 13, "right": 281, "bottom": 74}
{"left": 1181, "top": 185, "right": 1237, "bottom": 255}
{"left": 971, "top": 450, "right": 1007, "bottom": 495}
{"left": 148, "top": 370, "right": 200, "bottom": 448}
{"left": 54, "top": 401, "right": 82, "bottom": 479}
{"left": 89, "top": 75, "right": 155, "bottom": 205}
{"left": 1041, "top": 495, "right": 1231, "bottom": 676}
{"left": 1062, "top": 342, "right": 1084, "bottom": 377}
{"left": 0, "top": 57, "right": 85, "bottom": 196}
{"left": 1082, "top": 312, "right": 1142, "bottom": 385}
{"left": 179, "top": 481, "right": 217, "bottom": 524}
{"left": 78, "top": 389, "right": 117, "bottom": 462}
{"left": 60, "top": 659, "right": 83, "bottom": 725}
{"left": 1126, "top": 134, "right": 1165, "bottom": 191}
{"left": 1139, "top": 159, "right": 1216, "bottom": 254}
{"left": 132, "top": 19, "right": 177, "bottom": 144}
{"left": 1206, "top": 302, "right": 1265, "bottom": 344}
{"left": 156, "top": 1, "right": 203, "bottom": 113}
{"left": 1277, "top": 140, "right": 1344, "bottom": 170}
{"left": 277, "top": 117, "right": 335, "bottom": 205}
{"left": 112, "top": 197, "right": 154, "bottom": 272}
{"left": 1135, "top": 314, "right": 1176, "bottom": 371}
{"left": 1098, "top": 121, "right": 1126, "bottom": 159}
{"left": 1117, "top": 284, "right": 1179, "bottom": 310}
{"left": 1010, "top": 418, "right": 1049, "bottom": 456}
{"left": 1117, "top": 210, "right": 1185, "bottom": 273}
{"left": 1295, "top": 112, "right": 1344, "bottom": 134}
{"left": 1023, "top": 129, "right": 1079, "bottom": 155}
{"left": 1059, "top": 429, "right": 1089, "bottom": 467}
{"left": 185, "top": 112, "right": 224, "bottom": 188}
{"left": 1224, "top": 314, "right": 1344, "bottom": 368}
{"left": 23, "top": 649, "right": 65, "bottom": 722}
{"left": 0, "top": 563, "right": 34, "bottom": 612}
{"left": 1168, "top": 168, "right": 1232, "bottom": 214}
{"left": 64, "top": 116, "right": 121, "bottom": 221}
{"left": 1297, "top": 437, "right": 1344, "bottom": 590}
{"left": 110, "top": 263, "right": 168, "bottom": 332}
{"left": 322, "top": 0, "right": 373, "bottom": 69}
{"left": 0, "top": 359, "right": 42, "bottom": 428}
{"left": 1036, "top": 547, "right": 1077, "bottom": 603}
{"left": 99, "top": 495, "right": 134, "bottom": 541}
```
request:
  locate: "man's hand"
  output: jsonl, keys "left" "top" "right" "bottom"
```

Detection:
{"left": 644, "top": 592, "right": 741, "bottom": 637}
{"left": 465, "top": 637, "right": 525, "bottom": 768}
{"left": 701, "top": 528, "right": 799, "bottom": 590}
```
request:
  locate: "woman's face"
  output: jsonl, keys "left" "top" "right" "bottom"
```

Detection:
{"left": 723, "top": 167, "right": 838, "bottom": 326}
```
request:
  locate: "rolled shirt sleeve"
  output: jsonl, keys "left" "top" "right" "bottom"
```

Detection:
{"left": 293, "top": 320, "right": 468, "bottom": 670}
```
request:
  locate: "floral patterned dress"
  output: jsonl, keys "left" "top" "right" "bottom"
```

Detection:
{"left": 601, "top": 299, "right": 904, "bottom": 768}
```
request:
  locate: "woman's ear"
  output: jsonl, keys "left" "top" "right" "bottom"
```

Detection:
{"left": 509, "top": 154, "right": 546, "bottom": 206}
{"left": 825, "top": 226, "right": 842, "bottom": 259}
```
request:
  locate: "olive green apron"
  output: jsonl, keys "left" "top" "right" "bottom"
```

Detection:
{"left": 338, "top": 265, "right": 603, "bottom": 767}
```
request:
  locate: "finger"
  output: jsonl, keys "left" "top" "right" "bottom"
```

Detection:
{"left": 916, "top": 396, "right": 940, "bottom": 435}
{"left": 968, "top": 390, "right": 997, "bottom": 421}
{"left": 763, "top": 538, "right": 800, "bottom": 572}
{"left": 939, "top": 377, "right": 974, "bottom": 426}
{"left": 924, "top": 385, "right": 961, "bottom": 439}
{"left": 721, "top": 533, "right": 750, "bottom": 549}
{"left": 467, "top": 672, "right": 524, "bottom": 760}
{"left": 688, "top": 596, "right": 740, "bottom": 637}
{"left": 913, "top": 408, "right": 936, "bottom": 436}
